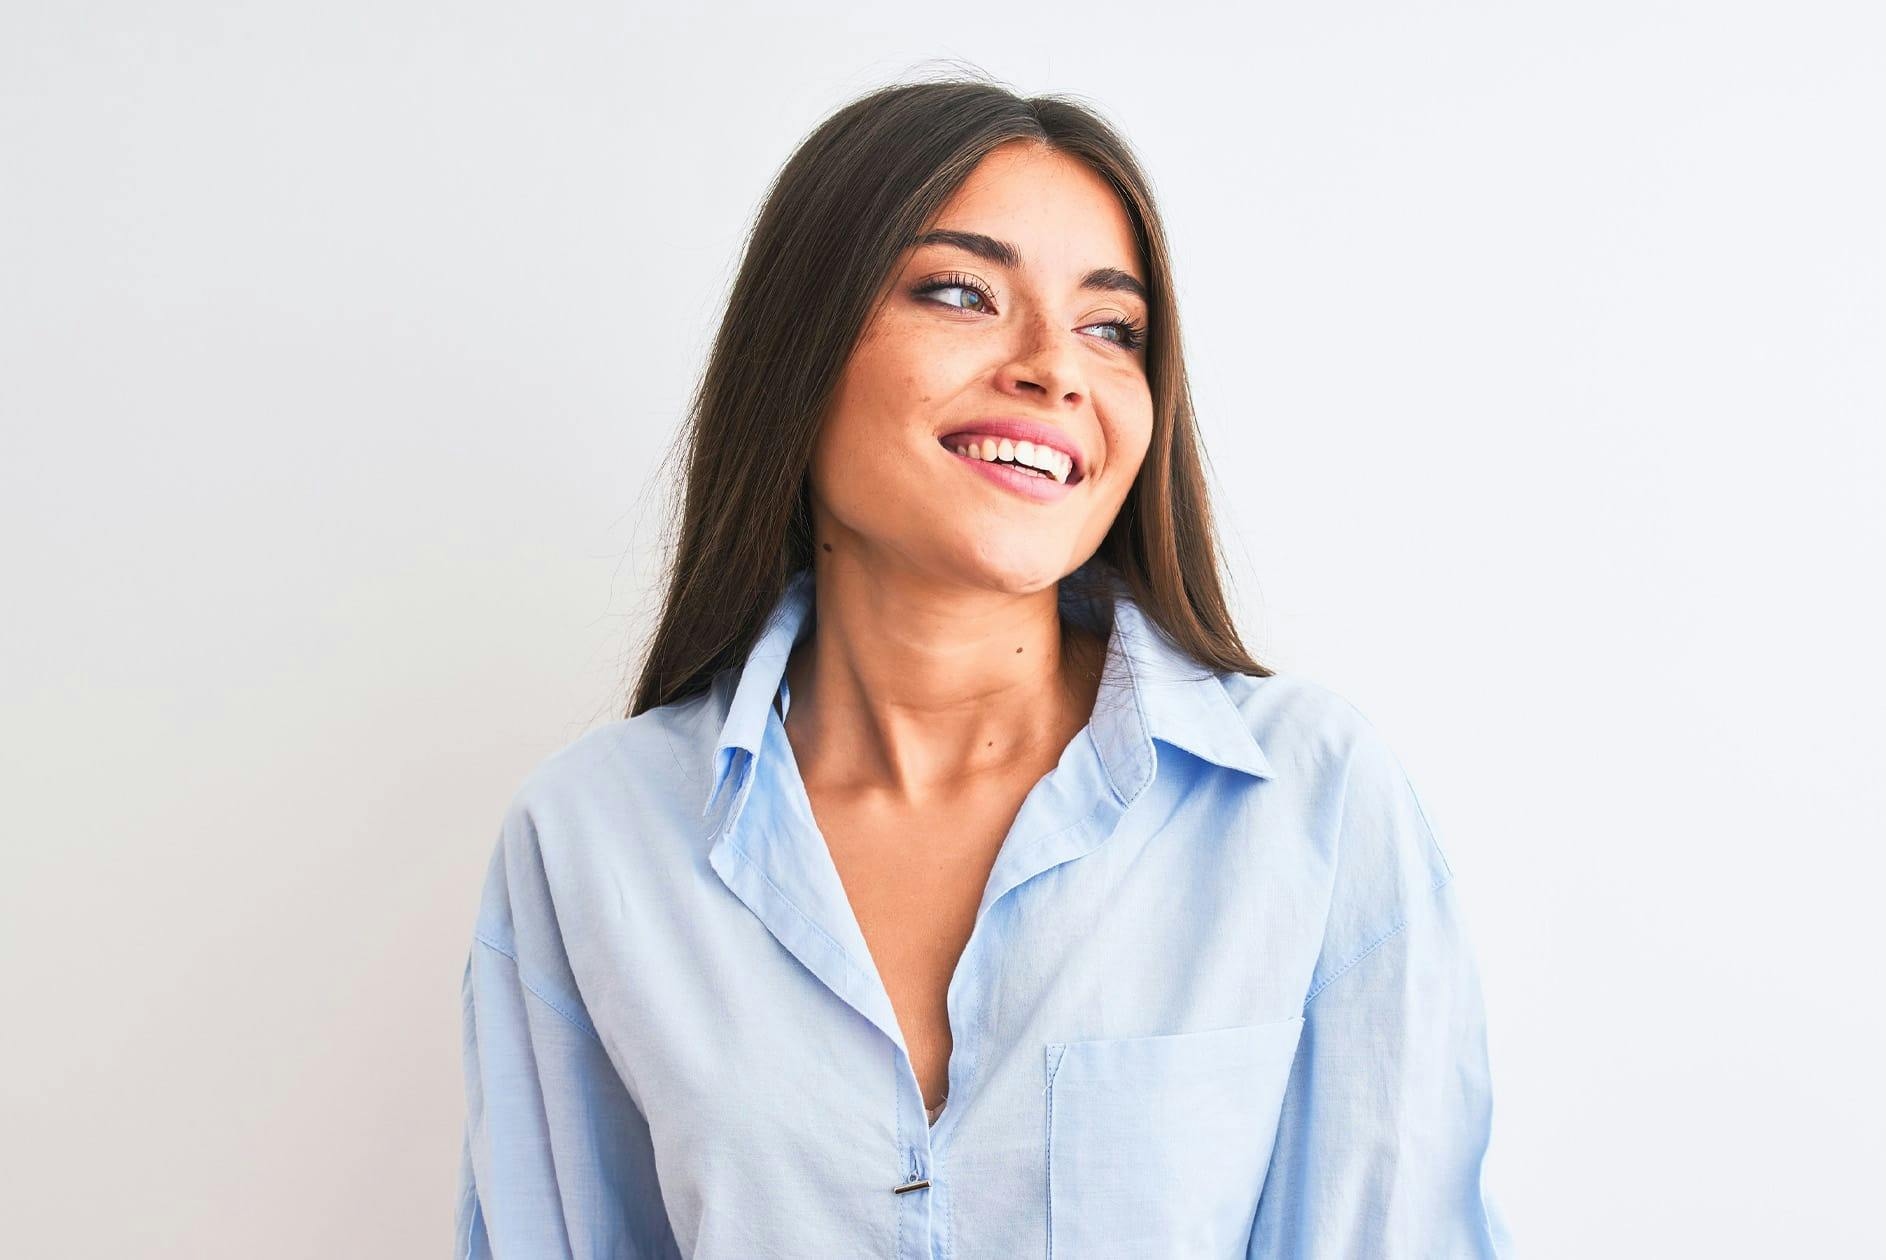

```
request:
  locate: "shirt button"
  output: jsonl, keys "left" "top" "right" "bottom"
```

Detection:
{"left": 892, "top": 1153, "right": 929, "bottom": 1194}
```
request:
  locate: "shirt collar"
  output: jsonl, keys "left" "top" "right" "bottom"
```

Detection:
{"left": 700, "top": 562, "right": 1272, "bottom": 819}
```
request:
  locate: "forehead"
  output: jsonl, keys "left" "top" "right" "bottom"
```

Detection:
{"left": 924, "top": 142, "right": 1143, "bottom": 277}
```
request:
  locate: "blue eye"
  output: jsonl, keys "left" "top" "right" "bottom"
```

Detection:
{"left": 911, "top": 272, "right": 993, "bottom": 312}
{"left": 1093, "top": 318, "right": 1149, "bottom": 352}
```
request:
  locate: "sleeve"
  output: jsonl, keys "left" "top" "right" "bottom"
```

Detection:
{"left": 454, "top": 796, "right": 681, "bottom": 1259}
{"left": 1246, "top": 717, "right": 1516, "bottom": 1258}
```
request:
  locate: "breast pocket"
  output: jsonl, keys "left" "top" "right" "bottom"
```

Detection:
{"left": 1044, "top": 1015, "right": 1305, "bottom": 1260}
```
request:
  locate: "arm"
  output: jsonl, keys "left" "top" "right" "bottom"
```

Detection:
{"left": 1247, "top": 719, "right": 1515, "bottom": 1257}
{"left": 1247, "top": 874, "right": 1514, "bottom": 1256}
{"left": 455, "top": 800, "right": 680, "bottom": 1259}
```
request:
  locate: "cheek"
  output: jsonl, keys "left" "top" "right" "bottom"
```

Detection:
{"left": 808, "top": 356, "right": 930, "bottom": 517}
{"left": 813, "top": 322, "right": 964, "bottom": 479}
{"left": 1103, "top": 397, "right": 1156, "bottom": 488}
{"left": 850, "top": 324, "right": 962, "bottom": 415}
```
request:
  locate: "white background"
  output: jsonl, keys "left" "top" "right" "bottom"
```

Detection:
{"left": 3, "top": 3, "right": 1881, "bottom": 1256}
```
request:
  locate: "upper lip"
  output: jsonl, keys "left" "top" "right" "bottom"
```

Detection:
{"left": 937, "top": 417, "right": 1087, "bottom": 485}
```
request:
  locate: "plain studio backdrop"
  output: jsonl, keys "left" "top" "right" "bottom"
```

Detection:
{"left": 3, "top": 3, "right": 1881, "bottom": 1256}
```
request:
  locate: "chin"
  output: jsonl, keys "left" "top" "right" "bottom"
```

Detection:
{"left": 950, "top": 543, "right": 1071, "bottom": 595}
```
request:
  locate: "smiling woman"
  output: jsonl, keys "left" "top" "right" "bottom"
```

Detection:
{"left": 455, "top": 71, "right": 1514, "bottom": 1260}
{"left": 813, "top": 141, "right": 1155, "bottom": 544}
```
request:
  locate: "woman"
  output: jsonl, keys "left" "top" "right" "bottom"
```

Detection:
{"left": 456, "top": 77, "right": 1513, "bottom": 1259}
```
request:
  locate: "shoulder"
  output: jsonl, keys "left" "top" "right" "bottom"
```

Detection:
{"left": 1218, "top": 668, "right": 1413, "bottom": 793}
{"left": 489, "top": 676, "right": 730, "bottom": 862}
{"left": 472, "top": 681, "right": 729, "bottom": 942}
{"left": 1219, "top": 669, "right": 1457, "bottom": 971}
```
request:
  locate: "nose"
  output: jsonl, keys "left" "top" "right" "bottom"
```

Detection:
{"left": 996, "top": 310, "right": 1086, "bottom": 406}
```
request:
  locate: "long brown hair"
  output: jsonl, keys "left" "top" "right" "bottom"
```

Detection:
{"left": 627, "top": 71, "right": 1271, "bottom": 719}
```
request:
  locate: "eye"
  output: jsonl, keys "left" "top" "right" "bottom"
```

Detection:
{"left": 911, "top": 273, "right": 1149, "bottom": 354}
{"left": 1084, "top": 316, "right": 1149, "bottom": 353}
{"left": 910, "top": 272, "right": 994, "bottom": 312}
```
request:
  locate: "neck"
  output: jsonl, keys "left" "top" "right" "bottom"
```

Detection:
{"left": 781, "top": 553, "right": 1104, "bottom": 805}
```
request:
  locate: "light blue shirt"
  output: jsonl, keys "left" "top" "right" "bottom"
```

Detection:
{"left": 456, "top": 562, "right": 1515, "bottom": 1258}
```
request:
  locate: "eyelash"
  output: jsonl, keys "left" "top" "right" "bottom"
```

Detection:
{"left": 910, "top": 272, "right": 1149, "bottom": 353}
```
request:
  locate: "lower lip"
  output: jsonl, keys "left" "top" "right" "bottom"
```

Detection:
{"left": 941, "top": 444, "right": 1077, "bottom": 503}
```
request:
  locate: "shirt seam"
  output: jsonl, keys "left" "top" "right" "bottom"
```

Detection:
{"left": 1300, "top": 868, "right": 1456, "bottom": 1008}
{"left": 662, "top": 723, "right": 700, "bottom": 791}
{"left": 461, "top": 1193, "right": 482, "bottom": 1260}
{"left": 472, "top": 932, "right": 603, "bottom": 1044}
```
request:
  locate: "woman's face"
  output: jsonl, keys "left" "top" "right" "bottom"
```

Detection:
{"left": 808, "top": 140, "right": 1156, "bottom": 595}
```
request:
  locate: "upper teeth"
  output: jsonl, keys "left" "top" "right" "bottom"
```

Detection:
{"left": 949, "top": 437, "right": 1074, "bottom": 484}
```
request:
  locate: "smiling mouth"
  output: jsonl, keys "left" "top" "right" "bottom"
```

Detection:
{"left": 935, "top": 436, "right": 1084, "bottom": 486}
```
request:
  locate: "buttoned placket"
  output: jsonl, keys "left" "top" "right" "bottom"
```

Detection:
{"left": 698, "top": 565, "right": 1271, "bottom": 1259}
{"left": 709, "top": 687, "right": 1142, "bottom": 1257}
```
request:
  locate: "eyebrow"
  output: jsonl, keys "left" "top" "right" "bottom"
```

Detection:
{"left": 911, "top": 229, "right": 1149, "bottom": 304}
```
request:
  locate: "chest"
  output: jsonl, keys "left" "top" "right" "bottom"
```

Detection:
{"left": 808, "top": 786, "right": 1031, "bottom": 1109}
{"left": 595, "top": 729, "right": 1322, "bottom": 1256}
